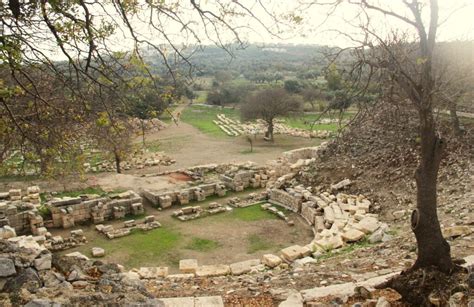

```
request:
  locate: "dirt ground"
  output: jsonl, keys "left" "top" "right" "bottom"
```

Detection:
{"left": 1, "top": 104, "right": 322, "bottom": 192}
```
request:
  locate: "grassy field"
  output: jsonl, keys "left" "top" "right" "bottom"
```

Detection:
{"left": 59, "top": 201, "right": 308, "bottom": 270}
{"left": 182, "top": 104, "right": 354, "bottom": 137}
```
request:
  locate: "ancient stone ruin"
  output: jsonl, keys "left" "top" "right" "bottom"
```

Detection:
{"left": 213, "top": 113, "right": 332, "bottom": 138}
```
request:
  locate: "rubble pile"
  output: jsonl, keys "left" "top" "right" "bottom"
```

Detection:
{"left": 95, "top": 215, "right": 161, "bottom": 239}
{"left": 86, "top": 151, "right": 176, "bottom": 173}
{"left": 173, "top": 203, "right": 229, "bottom": 221}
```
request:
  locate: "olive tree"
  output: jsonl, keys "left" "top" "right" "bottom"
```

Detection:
{"left": 241, "top": 88, "right": 303, "bottom": 141}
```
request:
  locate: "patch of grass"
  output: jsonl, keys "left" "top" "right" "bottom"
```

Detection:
{"left": 181, "top": 105, "right": 239, "bottom": 137}
{"left": 37, "top": 205, "right": 52, "bottom": 220}
{"left": 229, "top": 205, "right": 278, "bottom": 222}
{"left": 316, "top": 237, "right": 373, "bottom": 260}
{"left": 247, "top": 234, "right": 274, "bottom": 253}
{"left": 283, "top": 112, "right": 354, "bottom": 131}
{"left": 185, "top": 237, "right": 221, "bottom": 252}
{"left": 71, "top": 228, "right": 182, "bottom": 268}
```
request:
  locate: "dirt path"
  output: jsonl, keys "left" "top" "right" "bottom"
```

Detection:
{"left": 136, "top": 104, "right": 321, "bottom": 171}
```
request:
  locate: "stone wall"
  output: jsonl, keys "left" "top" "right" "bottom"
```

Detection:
{"left": 142, "top": 182, "right": 227, "bottom": 209}
{"left": 49, "top": 191, "right": 143, "bottom": 228}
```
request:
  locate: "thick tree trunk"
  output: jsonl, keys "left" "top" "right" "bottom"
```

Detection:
{"left": 448, "top": 102, "right": 462, "bottom": 137}
{"left": 411, "top": 107, "right": 453, "bottom": 273}
{"left": 114, "top": 150, "right": 122, "bottom": 174}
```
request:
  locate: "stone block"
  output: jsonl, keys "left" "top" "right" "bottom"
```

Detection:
{"left": 179, "top": 259, "right": 198, "bottom": 274}
{"left": 342, "top": 228, "right": 365, "bottom": 242}
{"left": 262, "top": 254, "right": 282, "bottom": 268}
{"left": 137, "top": 267, "right": 169, "bottom": 279}
{"left": 92, "top": 247, "right": 105, "bottom": 257}
{"left": 229, "top": 259, "right": 260, "bottom": 275}
{"left": 354, "top": 217, "right": 379, "bottom": 234}
{"left": 195, "top": 265, "right": 230, "bottom": 277}
{"left": 34, "top": 254, "right": 52, "bottom": 270}
{"left": 280, "top": 245, "right": 305, "bottom": 262}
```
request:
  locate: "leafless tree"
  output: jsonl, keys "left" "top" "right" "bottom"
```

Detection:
{"left": 302, "top": 0, "right": 471, "bottom": 274}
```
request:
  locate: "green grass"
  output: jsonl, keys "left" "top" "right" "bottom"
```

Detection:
{"left": 227, "top": 205, "right": 277, "bottom": 222}
{"left": 247, "top": 234, "right": 274, "bottom": 253}
{"left": 51, "top": 187, "right": 126, "bottom": 198}
{"left": 185, "top": 237, "right": 221, "bottom": 252}
{"left": 72, "top": 228, "right": 182, "bottom": 268}
{"left": 181, "top": 105, "right": 239, "bottom": 137}
{"left": 316, "top": 237, "right": 373, "bottom": 260}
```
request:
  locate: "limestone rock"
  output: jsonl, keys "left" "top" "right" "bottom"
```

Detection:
{"left": 179, "top": 259, "right": 198, "bottom": 274}
{"left": 91, "top": 247, "right": 105, "bottom": 258}
{"left": 0, "top": 257, "right": 16, "bottom": 277}
{"left": 0, "top": 226, "right": 16, "bottom": 239}
{"left": 342, "top": 228, "right": 365, "bottom": 242}
{"left": 137, "top": 267, "right": 169, "bottom": 279}
{"left": 195, "top": 265, "right": 230, "bottom": 277}
{"left": 280, "top": 245, "right": 305, "bottom": 262}
{"left": 34, "top": 254, "right": 52, "bottom": 271}
{"left": 443, "top": 226, "right": 472, "bottom": 238}
{"left": 229, "top": 259, "right": 260, "bottom": 275}
{"left": 354, "top": 217, "right": 379, "bottom": 234}
{"left": 279, "top": 292, "right": 303, "bottom": 307}
{"left": 65, "top": 252, "right": 89, "bottom": 261}
{"left": 262, "top": 254, "right": 282, "bottom": 268}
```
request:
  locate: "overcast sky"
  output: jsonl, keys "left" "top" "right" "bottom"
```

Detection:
{"left": 115, "top": 0, "right": 474, "bottom": 48}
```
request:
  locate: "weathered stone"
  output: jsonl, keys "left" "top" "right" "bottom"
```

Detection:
{"left": 262, "top": 254, "right": 282, "bottom": 268}
{"left": 137, "top": 267, "right": 169, "bottom": 278}
{"left": 4, "top": 267, "right": 41, "bottom": 293}
{"left": 342, "top": 228, "right": 366, "bottom": 242}
{"left": 0, "top": 225, "right": 16, "bottom": 239}
{"left": 179, "top": 259, "right": 198, "bottom": 274}
{"left": 279, "top": 292, "right": 303, "bottom": 307}
{"left": 0, "top": 257, "right": 16, "bottom": 277}
{"left": 354, "top": 217, "right": 379, "bottom": 234}
{"left": 443, "top": 226, "right": 472, "bottom": 238}
{"left": 375, "top": 296, "right": 391, "bottom": 307}
{"left": 392, "top": 210, "right": 406, "bottom": 219}
{"left": 34, "top": 254, "right": 52, "bottom": 271}
{"left": 195, "top": 264, "right": 230, "bottom": 277}
{"left": 293, "top": 257, "right": 317, "bottom": 268}
{"left": 280, "top": 245, "right": 305, "bottom": 262}
{"left": 92, "top": 247, "right": 105, "bottom": 257}
{"left": 229, "top": 259, "right": 260, "bottom": 275}
{"left": 70, "top": 229, "right": 84, "bottom": 237}
{"left": 301, "top": 282, "right": 356, "bottom": 301}
{"left": 331, "top": 179, "right": 351, "bottom": 191}
{"left": 65, "top": 252, "right": 89, "bottom": 261}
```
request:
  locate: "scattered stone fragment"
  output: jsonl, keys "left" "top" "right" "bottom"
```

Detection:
{"left": 91, "top": 247, "right": 105, "bottom": 257}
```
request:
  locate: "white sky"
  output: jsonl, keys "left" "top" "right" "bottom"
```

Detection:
{"left": 46, "top": 0, "right": 474, "bottom": 59}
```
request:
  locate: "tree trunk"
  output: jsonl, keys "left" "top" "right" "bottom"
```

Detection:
{"left": 411, "top": 106, "right": 453, "bottom": 273}
{"left": 266, "top": 120, "right": 274, "bottom": 142}
{"left": 448, "top": 102, "right": 462, "bottom": 137}
{"left": 141, "top": 120, "right": 146, "bottom": 147}
{"left": 114, "top": 150, "right": 122, "bottom": 174}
